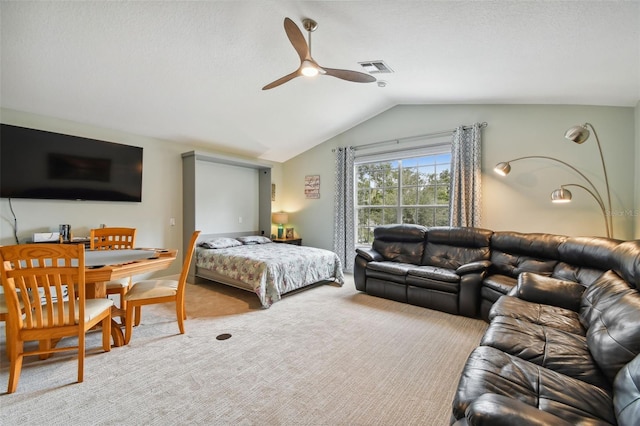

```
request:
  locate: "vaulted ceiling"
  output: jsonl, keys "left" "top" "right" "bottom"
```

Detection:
{"left": 1, "top": 1, "right": 638, "bottom": 162}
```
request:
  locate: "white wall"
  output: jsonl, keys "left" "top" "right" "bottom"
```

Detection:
{"left": 282, "top": 104, "right": 637, "bottom": 251}
{"left": 195, "top": 161, "right": 259, "bottom": 233}
{"left": 0, "top": 108, "right": 282, "bottom": 276}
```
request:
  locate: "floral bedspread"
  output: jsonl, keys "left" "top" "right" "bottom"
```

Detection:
{"left": 195, "top": 243, "right": 344, "bottom": 308}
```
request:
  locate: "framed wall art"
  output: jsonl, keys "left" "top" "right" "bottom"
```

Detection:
{"left": 305, "top": 175, "right": 320, "bottom": 199}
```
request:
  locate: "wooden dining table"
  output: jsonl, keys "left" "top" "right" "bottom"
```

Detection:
{"left": 84, "top": 248, "right": 178, "bottom": 347}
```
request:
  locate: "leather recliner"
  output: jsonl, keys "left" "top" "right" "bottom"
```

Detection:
{"left": 355, "top": 224, "right": 492, "bottom": 317}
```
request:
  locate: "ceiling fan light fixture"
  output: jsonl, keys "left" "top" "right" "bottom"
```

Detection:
{"left": 301, "top": 60, "right": 319, "bottom": 77}
{"left": 262, "top": 17, "right": 378, "bottom": 89}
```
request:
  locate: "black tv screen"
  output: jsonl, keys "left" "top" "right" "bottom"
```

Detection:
{"left": 0, "top": 124, "right": 143, "bottom": 202}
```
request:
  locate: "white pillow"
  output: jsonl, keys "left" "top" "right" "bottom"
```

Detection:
{"left": 198, "top": 237, "right": 243, "bottom": 249}
{"left": 236, "top": 236, "right": 272, "bottom": 245}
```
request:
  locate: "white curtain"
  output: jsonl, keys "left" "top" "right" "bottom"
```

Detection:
{"left": 333, "top": 147, "right": 355, "bottom": 272}
{"left": 449, "top": 123, "right": 482, "bottom": 227}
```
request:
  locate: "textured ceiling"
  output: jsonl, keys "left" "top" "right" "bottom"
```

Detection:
{"left": 1, "top": 1, "right": 639, "bottom": 162}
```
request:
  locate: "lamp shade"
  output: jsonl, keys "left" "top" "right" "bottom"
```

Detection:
{"left": 493, "top": 162, "right": 511, "bottom": 176}
{"left": 551, "top": 188, "right": 572, "bottom": 203}
{"left": 272, "top": 212, "right": 289, "bottom": 225}
{"left": 564, "top": 124, "right": 590, "bottom": 144}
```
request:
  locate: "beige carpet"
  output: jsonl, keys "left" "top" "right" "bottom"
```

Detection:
{"left": 0, "top": 274, "right": 487, "bottom": 425}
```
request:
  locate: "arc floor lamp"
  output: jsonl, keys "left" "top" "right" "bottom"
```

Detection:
{"left": 494, "top": 123, "right": 613, "bottom": 238}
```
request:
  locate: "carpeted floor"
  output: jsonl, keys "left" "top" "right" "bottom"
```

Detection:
{"left": 0, "top": 274, "right": 487, "bottom": 425}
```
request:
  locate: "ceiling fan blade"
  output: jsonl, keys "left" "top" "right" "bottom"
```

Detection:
{"left": 262, "top": 70, "right": 300, "bottom": 90}
{"left": 283, "top": 17, "right": 308, "bottom": 62}
{"left": 323, "top": 67, "right": 377, "bottom": 83}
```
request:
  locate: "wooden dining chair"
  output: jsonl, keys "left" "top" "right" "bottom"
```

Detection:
{"left": 90, "top": 227, "right": 136, "bottom": 312}
{"left": 0, "top": 243, "right": 113, "bottom": 393}
{"left": 1, "top": 293, "right": 12, "bottom": 357}
{"left": 124, "top": 230, "right": 201, "bottom": 344}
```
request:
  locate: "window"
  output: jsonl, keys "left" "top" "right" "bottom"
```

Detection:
{"left": 355, "top": 145, "right": 451, "bottom": 245}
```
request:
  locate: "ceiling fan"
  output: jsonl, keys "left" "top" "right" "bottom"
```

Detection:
{"left": 262, "top": 17, "right": 377, "bottom": 90}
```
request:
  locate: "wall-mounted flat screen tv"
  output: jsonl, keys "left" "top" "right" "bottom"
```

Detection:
{"left": 0, "top": 124, "right": 143, "bottom": 202}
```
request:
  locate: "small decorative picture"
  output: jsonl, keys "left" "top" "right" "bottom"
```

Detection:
{"left": 286, "top": 228, "right": 294, "bottom": 239}
{"left": 305, "top": 175, "right": 320, "bottom": 198}
{"left": 271, "top": 183, "right": 276, "bottom": 201}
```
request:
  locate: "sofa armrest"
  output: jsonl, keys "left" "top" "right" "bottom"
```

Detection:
{"left": 511, "top": 272, "right": 585, "bottom": 311}
{"left": 355, "top": 247, "right": 384, "bottom": 262}
{"left": 463, "top": 394, "right": 573, "bottom": 426}
{"left": 456, "top": 260, "right": 491, "bottom": 275}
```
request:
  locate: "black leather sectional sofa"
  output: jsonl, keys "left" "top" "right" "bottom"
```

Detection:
{"left": 354, "top": 224, "right": 640, "bottom": 425}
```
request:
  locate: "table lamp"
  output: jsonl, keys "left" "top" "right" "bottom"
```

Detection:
{"left": 272, "top": 212, "right": 289, "bottom": 239}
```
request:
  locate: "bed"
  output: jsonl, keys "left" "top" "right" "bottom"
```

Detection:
{"left": 195, "top": 235, "right": 345, "bottom": 308}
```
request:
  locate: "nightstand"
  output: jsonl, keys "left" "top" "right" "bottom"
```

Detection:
{"left": 272, "top": 238, "right": 302, "bottom": 246}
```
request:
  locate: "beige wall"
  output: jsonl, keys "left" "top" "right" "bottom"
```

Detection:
{"left": 282, "top": 104, "right": 637, "bottom": 250}
{"left": 2, "top": 104, "right": 637, "bottom": 267}
{"left": 0, "top": 108, "right": 282, "bottom": 277}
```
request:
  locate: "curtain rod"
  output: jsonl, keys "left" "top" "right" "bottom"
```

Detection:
{"left": 332, "top": 121, "right": 488, "bottom": 152}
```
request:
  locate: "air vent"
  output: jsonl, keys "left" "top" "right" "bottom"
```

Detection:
{"left": 359, "top": 60, "right": 394, "bottom": 74}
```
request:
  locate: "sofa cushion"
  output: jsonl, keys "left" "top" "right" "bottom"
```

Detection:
{"left": 488, "top": 231, "right": 565, "bottom": 278}
{"left": 459, "top": 393, "right": 575, "bottom": 426}
{"left": 365, "top": 261, "right": 414, "bottom": 284}
{"left": 614, "top": 353, "right": 640, "bottom": 426}
{"left": 480, "top": 316, "right": 609, "bottom": 389}
{"left": 580, "top": 269, "right": 640, "bottom": 383}
{"left": 366, "top": 261, "right": 414, "bottom": 276}
{"left": 514, "top": 272, "right": 586, "bottom": 312}
{"left": 489, "top": 296, "right": 585, "bottom": 336}
{"left": 481, "top": 286, "right": 505, "bottom": 304}
{"left": 490, "top": 231, "right": 567, "bottom": 259}
{"left": 452, "top": 346, "right": 616, "bottom": 425}
{"left": 490, "top": 251, "right": 558, "bottom": 278}
{"left": 552, "top": 261, "right": 607, "bottom": 288}
{"left": 611, "top": 240, "right": 640, "bottom": 289}
{"left": 421, "top": 227, "right": 492, "bottom": 269}
{"left": 557, "top": 236, "right": 621, "bottom": 272}
{"left": 408, "top": 265, "right": 459, "bottom": 283}
{"left": 372, "top": 224, "right": 427, "bottom": 264}
{"left": 483, "top": 274, "right": 517, "bottom": 296}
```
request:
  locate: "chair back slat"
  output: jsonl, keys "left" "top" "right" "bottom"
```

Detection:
{"left": 90, "top": 227, "right": 136, "bottom": 250}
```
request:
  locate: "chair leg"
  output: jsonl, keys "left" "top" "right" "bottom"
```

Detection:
{"left": 7, "top": 354, "right": 24, "bottom": 394}
{"left": 7, "top": 340, "right": 24, "bottom": 394}
{"left": 3, "top": 322, "right": 12, "bottom": 362}
{"left": 124, "top": 304, "right": 135, "bottom": 345}
{"left": 134, "top": 306, "right": 142, "bottom": 326}
{"left": 102, "top": 316, "right": 112, "bottom": 352}
{"left": 78, "top": 331, "right": 85, "bottom": 383}
{"left": 38, "top": 339, "right": 53, "bottom": 360}
{"left": 119, "top": 287, "right": 127, "bottom": 313}
{"left": 176, "top": 302, "right": 185, "bottom": 334}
